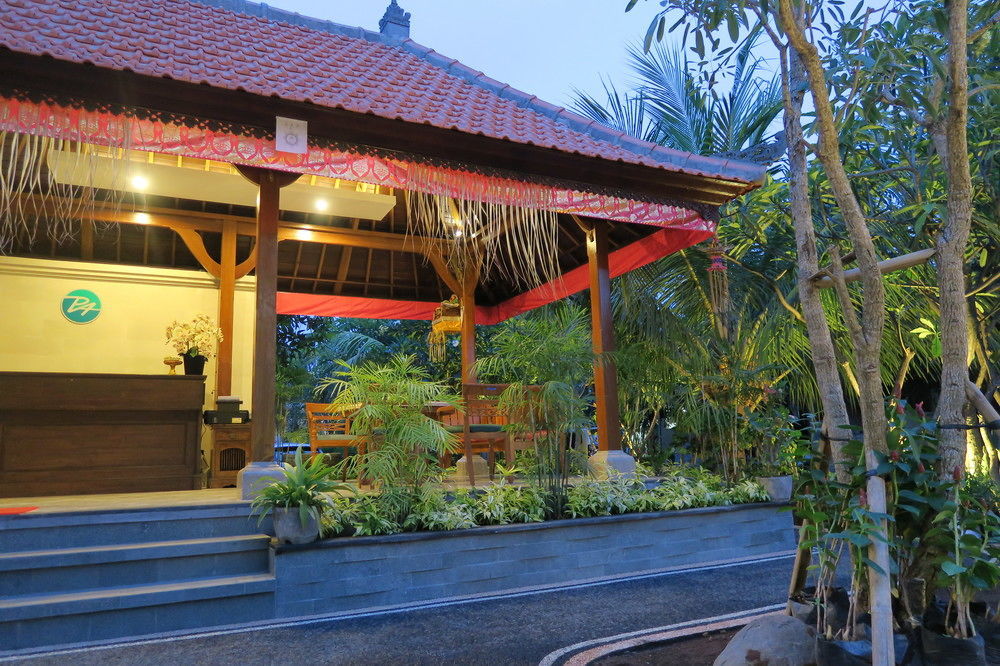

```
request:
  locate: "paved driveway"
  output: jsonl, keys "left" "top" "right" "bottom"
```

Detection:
{"left": 7, "top": 554, "right": 798, "bottom": 666}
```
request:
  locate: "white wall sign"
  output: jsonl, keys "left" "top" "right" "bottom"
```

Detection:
{"left": 275, "top": 116, "right": 308, "bottom": 154}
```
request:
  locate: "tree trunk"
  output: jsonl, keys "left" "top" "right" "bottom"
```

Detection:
{"left": 778, "top": 1, "right": 892, "bottom": 661}
{"left": 780, "top": 36, "right": 855, "bottom": 611}
{"left": 937, "top": 0, "right": 973, "bottom": 479}
{"left": 782, "top": 45, "right": 852, "bottom": 483}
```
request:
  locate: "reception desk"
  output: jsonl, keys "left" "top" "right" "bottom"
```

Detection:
{"left": 0, "top": 372, "right": 205, "bottom": 497}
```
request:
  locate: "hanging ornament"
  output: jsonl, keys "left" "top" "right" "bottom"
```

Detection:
{"left": 705, "top": 237, "right": 731, "bottom": 340}
{"left": 428, "top": 295, "right": 462, "bottom": 362}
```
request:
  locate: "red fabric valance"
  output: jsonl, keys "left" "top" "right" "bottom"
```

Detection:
{"left": 0, "top": 97, "right": 715, "bottom": 230}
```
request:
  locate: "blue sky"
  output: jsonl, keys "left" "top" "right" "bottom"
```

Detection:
{"left": 265, "top": 1, "right": 682, "bottom": 108}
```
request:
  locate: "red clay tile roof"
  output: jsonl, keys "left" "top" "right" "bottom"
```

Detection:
{"left": 0, "top": 0, "right": 764, "bottom": 185}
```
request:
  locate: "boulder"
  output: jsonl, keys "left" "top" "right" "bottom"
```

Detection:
{"left": 714, "top": 614, "right": 817, "bottom": 666}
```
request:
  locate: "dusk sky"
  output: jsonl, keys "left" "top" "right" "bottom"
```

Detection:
{"left": 264, "top": 1, "right": 679, "bottom": 109}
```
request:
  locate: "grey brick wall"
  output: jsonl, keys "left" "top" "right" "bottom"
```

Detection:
{"left": 273, "top": 503, "right": 794, "bottom": 618}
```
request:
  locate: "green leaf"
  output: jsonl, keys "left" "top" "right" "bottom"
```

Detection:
{"left": 625, "top": 0, "right": 640, "bottom": 11}
{"left": 941, "top": 560, "right": 967, "bottom": 576}
{"left": 726, "top": 13, "right": 740, "bottom": 42}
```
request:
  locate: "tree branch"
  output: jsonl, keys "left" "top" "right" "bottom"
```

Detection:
{"left": 969, "top": 9, "right": 1000, "bottom": 43}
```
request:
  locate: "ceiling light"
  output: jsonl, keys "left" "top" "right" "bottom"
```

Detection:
{"left": 295, "top": 229, "right": 314, "bottom": 241}
{"left": 133, "top": 212, "right": 152, "bottom": 225}
{"left": 130, "top": 174, "right": 150, "bottom": 191}
{"left": 314, "top": 198, "right": 329, "bottom": 212}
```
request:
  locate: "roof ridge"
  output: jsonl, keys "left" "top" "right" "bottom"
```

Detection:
{"left": 396, "top": 37, "right": 762, "bottom": 182}
{"left": 183, "top": 0, "right": 395, "bottom": 46}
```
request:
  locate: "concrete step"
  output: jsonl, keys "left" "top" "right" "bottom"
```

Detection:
{"left": 0, "top": 535, "right": 272, "bottom": 597}
{"left": 0, "top": 504, "right": 271, "bottom": 552}
{"left": 0, "top": 574, "right": 276, "bottom": 653}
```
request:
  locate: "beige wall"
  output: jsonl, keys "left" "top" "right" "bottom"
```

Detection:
{"left": 0, "top": 256, "right": 256, "bottom": 414}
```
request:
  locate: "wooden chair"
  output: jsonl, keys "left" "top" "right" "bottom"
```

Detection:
{"left": 438, "top": 384, "right": 515, "bottom": 487}
{"left": 304, "top": 402, "right": 364, "bottom": 480}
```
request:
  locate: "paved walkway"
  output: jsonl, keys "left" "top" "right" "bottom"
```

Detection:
{"left": 4, "top": 554, "right": 801, "bottom": 666}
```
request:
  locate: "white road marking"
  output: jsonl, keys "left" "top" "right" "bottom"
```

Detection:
{"left": 538, "top": 604, "right": 785, "bottom": 666}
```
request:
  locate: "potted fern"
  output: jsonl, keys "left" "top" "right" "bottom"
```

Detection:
{"left": 250, "top": 447, "right": 351, "bottom": 544}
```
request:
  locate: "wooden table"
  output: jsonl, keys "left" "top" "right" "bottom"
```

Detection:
{"left": 0, "top": 372, "right": 206, "bottom": 497}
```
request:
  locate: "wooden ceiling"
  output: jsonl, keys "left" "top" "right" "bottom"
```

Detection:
{"left": 7, "top": 189, "right": 664, "bottom": 308}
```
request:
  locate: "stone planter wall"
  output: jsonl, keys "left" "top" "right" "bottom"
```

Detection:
{"left": 273, "top": 502, "right": 794, "bottom": 619}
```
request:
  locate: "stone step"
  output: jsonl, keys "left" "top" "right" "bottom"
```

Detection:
{"left": 0, "top": 504, "right": 271, "bottom": 552}
{"left": 0, "top": 574, "right": 276, "bottom": 653}
{"left": 0, "top": 535, "right": 272, "bottom": 597}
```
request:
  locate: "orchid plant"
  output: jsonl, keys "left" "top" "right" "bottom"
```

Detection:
{"left": 165, "top": 314, "right": 223, "bottom": 358}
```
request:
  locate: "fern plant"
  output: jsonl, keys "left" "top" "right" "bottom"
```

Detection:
{"left": 317, "top": 354, "right": 461, "bottom": 492}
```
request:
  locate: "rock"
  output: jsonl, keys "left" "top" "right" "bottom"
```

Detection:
{"left": 714, "top": 614, "right": 817, "bottom": 666}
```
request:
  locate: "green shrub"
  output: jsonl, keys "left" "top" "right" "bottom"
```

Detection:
{"left": 474, "top": 483, "right": 547, "bottom": 525}
{"left": 565, "top": 476, "right": 647, "bottom": 517}
{"left": 513, "top": 447, "right": 589, "bottom": 479}
{"left": 403, "top": 487, "right": 476, "bottom": 532}
{"left": 726, "top": 479, "right": 771, "bottom": 504}
{"left": 345, "top": 496, "right": 401, "bottom": 536}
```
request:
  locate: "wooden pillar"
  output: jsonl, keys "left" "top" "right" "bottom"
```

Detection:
{"left": 250, "top": 174, "right": 280, "bottom": 462}
{"left": 216, "top": 220, "right": 237, "bottom": 398}
{"left": 234, "top": 166, "right": 299, "bottom": 464}
{"left": 460, "top": 268, "right": 478, "bottom": 385}
{"left": 586, "top": 221, "right": 622, "bottom": 451}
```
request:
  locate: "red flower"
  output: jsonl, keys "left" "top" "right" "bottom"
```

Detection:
{"left": 917, "top": 462, "right": 926, "bottom": 474}
{"left": 915, "top": 402, "right": 925, "bottom": 418}
{"left": 895, "top": 402, "right": 905, "bottom": 415}
{"left": 890, "top": 450, "right": 901, "bottom": 462}
{"left": 952, "top": 466, "right": 963, "bottom": 482}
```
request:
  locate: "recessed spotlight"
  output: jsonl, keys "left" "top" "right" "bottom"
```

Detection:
{"left": 314, "top": 199, "right": 329, "bottom": 212}
{"left": 130, "top": 175, "right": 150, "bottom": 191}
{"left": 133, "top": 212, "right": 152, "bottom": 225}
{"left": 295, "top": 229, "right": 314, "bottom": 241}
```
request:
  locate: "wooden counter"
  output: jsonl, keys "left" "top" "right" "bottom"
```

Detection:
{"left": 0, "top": 372, "right": 206, "bottom": 497}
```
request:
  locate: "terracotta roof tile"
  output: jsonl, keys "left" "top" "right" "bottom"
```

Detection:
{"left": 0, "top": 0, "right": 764, "bottom": 184}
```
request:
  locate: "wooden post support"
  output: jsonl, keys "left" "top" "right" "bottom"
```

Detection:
{"left": 216, "top": 220, "right": 237, "bottom": 398}
{"left": 460, "top": 266, "right": 478, "bottom": 385}
{"left": 586, "top": 221, "right": 622, "bottom": 452}
{"left": 234, "top": 166, "right": 299, "bottom": 468}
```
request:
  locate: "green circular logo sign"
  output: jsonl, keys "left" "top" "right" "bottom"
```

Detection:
{"left": 61, "top": 289, "right": 102, "bottom": 324}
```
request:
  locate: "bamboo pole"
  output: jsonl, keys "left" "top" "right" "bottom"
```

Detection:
{"left": 811, "top": 248, "right": 936, "bottom": 288}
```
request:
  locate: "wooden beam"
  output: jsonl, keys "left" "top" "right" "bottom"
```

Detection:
{"left": 811, "top": 248, "right": 936, "bottom": 288}
{"left": 234, "top": 247, "right": 257, "bottom": 279}
{"left": 460, "top": 265, "right": 480, "bottom": 386}
{"left": 333, "top": 219, "right": 361, "bottom": 295}
{"left": 18, "top": 195, "right": 453, "bottom": 256}
{"left": 587, "top": 221, "right": 622, "bottom": 452}
{"left": 216, "top": 220, "right": 237, "bottom": 397}
{"left": 235, "top": 166, "right": 300, "bottom": 464}
{"left": 167, "top": 225, "right": 221, "bottom": 278}
{"left": 80, "top": 220, "right": 94, "bottom": 260}
{"left": 276, "top": 221, "right": 447, "bottom": 254}
{"left": 425, "top": 250, "right": 463, "bottom": 296}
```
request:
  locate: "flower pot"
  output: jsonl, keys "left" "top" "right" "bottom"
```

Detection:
{"left": 756, "top": 475, "right": 793, "bottom": 502}
{"left": 272, "top": 507, "right": 319, "bottom": 545}
{"left": 920, "top": 626, "right": 986, "bottom": 666}
{"left": 182, "top": 354, "right": 207, "bottom": 376}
